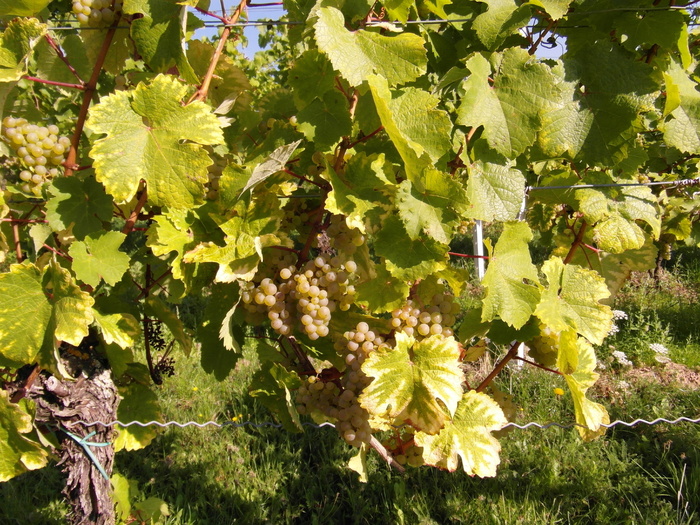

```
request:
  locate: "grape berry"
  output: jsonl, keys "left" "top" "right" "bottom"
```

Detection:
{"left": 1, "top": 117, "right": 70, "bottom": 195}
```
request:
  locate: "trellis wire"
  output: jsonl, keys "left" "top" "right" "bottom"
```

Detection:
{"left": 64, "top": 415, "right": 700, "bottom": 431}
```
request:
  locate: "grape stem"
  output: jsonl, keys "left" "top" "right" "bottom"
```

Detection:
{"left": 188, "top": 0, "right": 250, "bottom": 104}
{"left": 121, "top": 184, "right": 148, "bottom": 235}
{"left": 528, "top": 18, "right": 556, "bottom": 56}
{"left": 11, "top": 216, "right": 23, "bottom": 262}
{"left": 64, "top": 13, "right": 123, "bottom": 176}
{"left": 42, "top": 243, "right": 72, "bottom": 262}
{"left": 347, "top": 126, "right": 384, "bottom": 149}
{"left": 475, "top": 341, "right": 521, "bottom": 392}
{"left": 511, "top": 356, "right": 563, "bottom": 375}
{"left": 43, "top": 34, "right": 84, "bottom": 84}
{"left": 23, "top": 76, "right": 84, "bottom": 91}
{"left": 563, "top": 219, "right": 588, "bottom": 264}
{"left": 369, "top": 435, "right": 406, "bottom": 473}
{"left": 283, "top": 168, "right": 329, "bottom": 190}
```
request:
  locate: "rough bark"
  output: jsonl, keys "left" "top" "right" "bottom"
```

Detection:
{"left": 26, "top": 366, "right": 119, "bottom": 525}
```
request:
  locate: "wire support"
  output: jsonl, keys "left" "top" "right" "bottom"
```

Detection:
{"left": 65, "top": 416, "right": 699, "bottom": 431}
{"left": 527, "top": 178, "right": 700, "bottom": 192}
{"left": 64, "top": 419, "right": 337, "bottom": 430}
{"left": 503, "top": 415, "right": 700, "bottom": 430}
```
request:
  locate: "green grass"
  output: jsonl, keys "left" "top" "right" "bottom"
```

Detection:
{"left": 2, "top": 263, "right": 700, "bottom": 524}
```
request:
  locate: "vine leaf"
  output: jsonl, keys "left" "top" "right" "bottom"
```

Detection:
{"left": 367, "top": 75, "right": 450, "bottom": 177}
{"left": 198, "top": 283, "right": 242, "bottom": 380}
{"left": 287, "top": 49, "right": 336, "bottom": 107}
{"left": 465, "top": 143, "right": 526, "bottom": 221}
{"left": 0, "top": 390, "right": 49, "bottom": 482}
{"left": 297, "top": 90, "right": 352, "bottom": 150}
{"left": 561, "top": 336, "right": 610, "bottom": 440}
{"left": 354, "top": 264, "right": 409, "bottom": 314}
{"left": 0, "top": 17, "right": 46, "bottom": 81}
{"left": 528, "top": 0, "right": 572, "bottom": 20}
{"left": 92, "top": 310, "right": 139, "bottom": 350}
{"left": 535, "top": 257, "right": 613, "bottom": 345}
{"left": 113, "top": 383, "right": 162, "bottom": 452}
{"left": 314, "top": 6, "right": 427, "bottom": 87}
{"left": 86, "top": 74, "right": 223, "bottom": 211}
{"left": 46, "top": 176, "right": 113, "bottom": 241}
{"left": 359, "top": 333, "right": 463, "bottom": 434}
{"left": 396, "top": 170, "right": 465, "bottom": 245}
{"left": 124, "top": 0, "right": 198, "bottom": 84}
{"left": 68, "top": 231, "right": 130, "bottom": 288}
{"left": 0, "top": 261, "right": 95, "bottom": 368}
{"left": 575, "top": 174, "right": 660, "bottom": 253}
{"left": 184, "top": 194, "right": 281, "bottom": 283}
{"left": 481, "top": 222, "right": 541, "bottom": 329}
{"left": 662, "top": 62, "right": 700, "bottom": 154}
{"left": 249, "top": 360, "right": 303, "bottom": 433}
{"left": 373, "top": 215, "right": 448, "bottom": 282}
{"left": 415, "top": 390, "right": 507, "bottom": 476}
{"left": 144, "top": 296, "right": 192, "bottom": 356}
{"left": 0, "top": 0, "right": 50, "bottom": 17}
{"left": 458, "top": 49, "right": 560, "bottom": 158}
{"left": 473, "top": 0, "right": 531, "bottom": 50}
{"left": 0, "top": 263, "right": 52, "bottom": 367}
{"left": 347, "top": 442, "right": 369, "bottom": 482}
{"left": 239, "top": 140, "right": 301, "bottom": 197}
{"left": 322, "top": 152, "right": 396, "bottom": 232}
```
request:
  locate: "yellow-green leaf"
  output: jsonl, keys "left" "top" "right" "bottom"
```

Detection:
{"left": 359, "top": 333, "right": 463, "bottom": 434}
{"left": 415, "top": 390, "right": 507, "bottom": 476}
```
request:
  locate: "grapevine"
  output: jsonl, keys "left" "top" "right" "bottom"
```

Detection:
{"left": 0, "top": 0, "right": 699, "bottom": 521}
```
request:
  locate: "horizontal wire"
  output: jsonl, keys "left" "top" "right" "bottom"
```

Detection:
{"left": 528, "top": 178, "right": 700, "bottom": 192}
{"left": 64, "top": 415, "right": 700, "bottom": 431}
{"left": 504, "top": 416, "right": 700, "bottom": 430}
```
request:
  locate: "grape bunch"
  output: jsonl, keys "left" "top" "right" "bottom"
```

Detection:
{"left": 526, "top": 322, "right": 559, "bottom": 367}
{"left": 1, "top": 117, "right": 71, "bottom": 195}
{"left": 297, "top": 322, "right": 384, "bottom": 447}
{"left": 240, "top": 253, "right": 358, "bottom": 340}
{"left": 72, "top": 0, "right": 122, "bottom": 27}
{"left": 325, "top": 214, "right": 365, "bottom": 261}
{"left": 390, "top": 293, "right": 459, "bottom": 340}
{"left": 205, "top": 155, "right": 227, "bottom": 201}
{"left": 382, "top": 433, "right": 425, "bottom": 467}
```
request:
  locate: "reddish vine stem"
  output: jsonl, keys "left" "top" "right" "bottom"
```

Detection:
{"left": 563, "top": 219, "right": 588, "bottom": 265}
{"left": 121, "top": 185, "right": 148, "bottom": 235}
{"left": 188, "top": 0, "right": 249, "bottom": 104}
{"left": 64, "top": 16, "right": 123, "bottom": 176}
{"left": 0, "top": 218, "right": 47, "bottom": 224}
{"left": 512, "top": 356, "right": 564, "bottom": 375}
{"left": 528, "top": 18, "right": 556, "bottom": 56}
{"left": 23, "top": 76, "right": 85, "bottom": 91}
{"left": 283, "top": 168, "right": 328, "bottom": 189}
{"left": 475, "top": 341, "right": 521, "bottom": 392}
{"left": 135, "top": 268, "right": 172, "bottom": 301}
{"left": 44, "top": 34, "right": 84, "bottom": 84}
{"left": 42, "top": 243, "right": 72, "bottom": 262}
{"left": 448, "top": 251, "right": 489, "bottom": 259}
{"left": 347, "top": 125, "right": 384, "bottom": 149}
{"left": 11, "top": 218, "right": 23, "bottom": 262}
{"left": 369, "top": 435, "right": 406, "bottom": 473}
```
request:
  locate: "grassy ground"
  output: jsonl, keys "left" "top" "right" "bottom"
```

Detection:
{"left": 2, "top": 262, "right": 699, "bottom": 525}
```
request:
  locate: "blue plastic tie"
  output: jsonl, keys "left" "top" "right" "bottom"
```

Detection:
{"left": 61, "top": 427, "right": 111, "bottom": 482}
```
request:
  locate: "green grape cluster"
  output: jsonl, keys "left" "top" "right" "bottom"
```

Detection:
{"left": 297, "top": 323, "right": 382, "bottom": 447}
{"left": 326, "top": 215, "right": 365, "bottom": 260}
{"left": 205, "top": 156, "right": 227, "bottom": 201}
{"left": 390, "top": 294, "right": 459, "bottom": 340}
{"left": 72, "top": 0, "right": 122, "bottom": 27}
{"left": 240, "top": 253, "right": 358, "bottom": 340}
{"left": 526, "top": 323, "right": 559, "bottom": 368}
{"left": 382, "top": 433, "right": 425, "bottom": 467}
{"left": 334, "top": 321, "right": 386, "bottom": 446}
{"left": 1, "top": 117, "right": 70, "bottom": 195}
